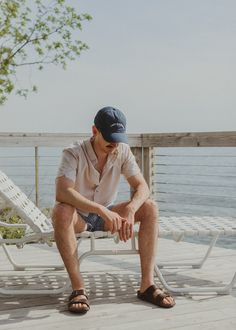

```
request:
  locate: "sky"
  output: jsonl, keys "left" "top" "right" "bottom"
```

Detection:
{"left": 0, "top": 0, "right": 236, "bottom": 134}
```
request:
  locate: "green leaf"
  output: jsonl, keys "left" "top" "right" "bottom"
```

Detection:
{"left": 0, "top": 0, "right": 92, "bottom": 105}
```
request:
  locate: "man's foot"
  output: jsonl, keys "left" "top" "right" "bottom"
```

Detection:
{"left": 137, "top": 285, "right": 175, "bottom": 308}
{"left": 68, "top": 289, "right": 90, "bottom": 314}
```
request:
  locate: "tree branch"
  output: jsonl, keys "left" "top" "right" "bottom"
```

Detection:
{"left": 14, "top": 59, "right": 54, "bottom": 66}
{"left": 9, "top": 23, "right": 66, "bottom": 62}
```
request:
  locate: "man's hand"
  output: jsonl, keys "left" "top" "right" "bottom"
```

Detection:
{"left": 99, "top": 207, "right": 125, "bottom": 234}
{"left": 99, "top": 205, "right": 136, "bottom": 241}
{"left": 118, "top": 206, "right": 135, "bottom": 242}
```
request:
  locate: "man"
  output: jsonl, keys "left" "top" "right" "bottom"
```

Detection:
{"left": 52, "top": 106, "right": 175, "bottom": 314}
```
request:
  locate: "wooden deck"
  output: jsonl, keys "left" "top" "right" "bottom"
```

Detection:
{"left": 0, "top": 238, "right": 236, "bottom": 330}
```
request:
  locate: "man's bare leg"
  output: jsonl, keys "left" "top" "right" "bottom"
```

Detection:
{"left": 52, "top": 203, "right": 88, "bottom": 311}
{"left": 111, "top": 199, "right": 174, "bottom": 306}
{"left": 134, "top": 199, "right": 158, "bottom": 291}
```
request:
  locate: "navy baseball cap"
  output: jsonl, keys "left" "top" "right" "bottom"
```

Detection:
{"left": 94, "top": 106, "right": 128, "bottom": 144}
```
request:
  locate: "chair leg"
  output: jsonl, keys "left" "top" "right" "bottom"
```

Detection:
{"left": 158, "top": 234, "right": 219, "bottom": 269}
{"left": 154, "top": 264, "right": 236, "bottom": 295}
{"left": 1, "top": 243, "right": 65, "bottom": 271}
{"left": 0, "top": 279, "right": 70, "bottom": 296}
{"left": 154, "top": 233, "right": 236, "bottom": 295}
{"left": 78, "top": 234, "right": 139, "bottom": 265}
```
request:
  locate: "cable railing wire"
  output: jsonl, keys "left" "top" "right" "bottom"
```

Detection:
{"left": 154, "top": 189, "right": 236, "bottom": 199}
{"left": 154, "top": 172, "right": 236, "bottom": 178}
{"left": 154, "top": 154, "right": 236, "bottom": 158}
{"left": 154, "top": 181, "right": 236, "bottom": 189}
{"left": 154, "top": 163, "right": 236, "bottom": 168}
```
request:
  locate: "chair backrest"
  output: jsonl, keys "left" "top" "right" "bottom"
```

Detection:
{"left": 0, "top": 170, "right": 53, "bottom": 233}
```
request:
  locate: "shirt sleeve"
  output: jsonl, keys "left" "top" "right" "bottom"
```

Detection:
{"left": 56, "top": 149, "right": 78, "bottom": 182}
{"left": 121, "top": 145, "right": 141, "bottom": 179}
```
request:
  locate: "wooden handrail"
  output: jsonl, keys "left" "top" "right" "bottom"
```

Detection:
{"left": 0, "top": 131, "right": 236, "bottom": 147}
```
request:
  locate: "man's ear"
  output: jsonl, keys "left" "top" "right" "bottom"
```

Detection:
{"left": 92, "top": 125, "right": 99, "bottom": 136}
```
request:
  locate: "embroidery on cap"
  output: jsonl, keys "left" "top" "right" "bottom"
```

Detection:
{"left": 110, "top": 123, "right": 124, "bottom": 128}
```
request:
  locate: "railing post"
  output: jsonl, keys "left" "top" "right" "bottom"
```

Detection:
{"left": 131, "top": 147, "right": 143, "bottom": 171}
{"left": 34, "top": 146, "right": 39, "bottom": 206}
{"left": 131, "top": 147, "right": 143, "bottom": 197}
{"left": 143, "top": 147, "right": 155, "bottom": 197}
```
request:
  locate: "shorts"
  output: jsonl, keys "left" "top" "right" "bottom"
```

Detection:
{"left": 77, "top": 205, "right": 113, "bottom": 232}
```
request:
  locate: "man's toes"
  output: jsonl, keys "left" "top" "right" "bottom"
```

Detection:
{"left": 163, "top": 297, "right": 174, "bottom": 306}
{"left": 79, "top": 302, "right": 89, "bottom": 311}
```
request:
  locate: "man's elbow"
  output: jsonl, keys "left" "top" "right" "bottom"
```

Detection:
{"left": 55, "top": 191, "right": 62, "bottom": 203}
{"left": 55, "top": 188, "right": 66, "bottom": 203}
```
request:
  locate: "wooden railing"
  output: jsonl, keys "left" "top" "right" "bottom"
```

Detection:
{"left": 0, "top": 132, "right": 236, "bottom": 212}
{"left": 1, "top": 131, "right": 236, "bottom": 146}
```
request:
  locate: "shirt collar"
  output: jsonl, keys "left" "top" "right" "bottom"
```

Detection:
{"left": 84, "top": 138, "right": 97, "bottom": 165}
{"left": 84, "top": 138, "right": 119, "bottom": 166}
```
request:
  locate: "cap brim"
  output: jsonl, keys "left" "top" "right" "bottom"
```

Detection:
{"left": 101, "top": 131, "right": 128, "bottom": 144}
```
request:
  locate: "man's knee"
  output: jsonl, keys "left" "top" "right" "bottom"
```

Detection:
{"left": 143, "top": 198, "right": 158, "bottom": 214}
{"left": 52, "top": 203, "right": 75, "bottom": 227}
{"left": 135, "top": 198, "right": 159, "bottom": 224}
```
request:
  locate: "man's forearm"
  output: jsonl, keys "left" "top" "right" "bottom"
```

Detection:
{"left": 127, "top": 183, "right": 150, "bottom": 213}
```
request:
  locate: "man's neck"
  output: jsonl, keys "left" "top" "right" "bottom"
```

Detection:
{"left": 90, "top": 137, "right": 108, "bottom": 161}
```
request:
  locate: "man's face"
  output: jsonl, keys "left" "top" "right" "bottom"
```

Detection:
{"left": 98, "top": 132, "right": 119, "bottom": 154}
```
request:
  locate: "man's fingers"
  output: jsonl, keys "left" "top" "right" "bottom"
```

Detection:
{"left": 124, "top": 222, "right": 129, "bottom": 242}
{"left": 121, "top": 221, "right": 126, "bottom": 242}
{"left": 129, "top": 223, "right": 134, "bottom": 238}
{"left": 111, "top": 221, "right": 117, "bottom": 234}
{"left": 124, "top": 221, "right": 131, "bottom": 242}
{"left": 118, "top": 221, "right": 124, "bottom": 241}
{"left": 107, "top": 221, "right": 113, "bottom": 233}
{"left": 119, "top": 228, "right": 124, "bottom": 241}
{"left": 117, "top": 218, "right": 122, "bottom": 230}
{"left": 125, "top": 222, "right": 130, "bottom": 240}
{"left": 111, "top": 217, "right": 122, "bottom": 234}
{"left": 110, "top": 217, "right": 133, "bottom": 241}
{"left": 118, "top": 221, "right": 126, "bottom": 242}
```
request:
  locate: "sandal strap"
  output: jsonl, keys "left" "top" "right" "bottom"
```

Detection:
{"left": 69, "top": 289, "right": 88, "bottom": 301}
{"left": 145, "top": 285, "right": 170, "bottom": 298}
{"left": 144, "top": 285, "right": 157, "bottom": 295}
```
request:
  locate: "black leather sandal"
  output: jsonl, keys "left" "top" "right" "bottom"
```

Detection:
{"left": 68, "top": 289, "right": 90, "bottom": 314}
{"left": 137, "top": 285, "right": 175, "bottom": 308}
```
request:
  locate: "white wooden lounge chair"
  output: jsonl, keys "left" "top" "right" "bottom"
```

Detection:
{"left": 0, "top": 169, "right": 236, "bottom": 296}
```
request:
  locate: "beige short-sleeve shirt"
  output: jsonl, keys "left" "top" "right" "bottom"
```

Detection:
{"left": 56, "top": 139, "right": 141, "bottom": 215}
